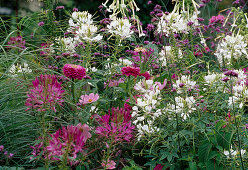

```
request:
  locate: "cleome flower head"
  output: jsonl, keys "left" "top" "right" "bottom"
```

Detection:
{"left": 95, "top": 107, "right": 135, "bottom": 142}
{"left": 78, "top": 93, "right": 99, "bottom": 105}
{"left": 25, "top": 75, "right": 64, "bottom": 112}
{"left": 63, "top": 64, "right": 86, "bottom": 80}
{"left": 31, "top": 123, "right": 91, "bottom": 165}
{"left": 107, "top": 18, "right": 134, "bottom": 38}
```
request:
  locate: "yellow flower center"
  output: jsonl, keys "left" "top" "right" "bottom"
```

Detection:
{"left": 88, "top": 99, "right": 93, "bottom": 102}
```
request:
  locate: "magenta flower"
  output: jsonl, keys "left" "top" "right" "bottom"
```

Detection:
{"left": 154, "top": 164, "right": 163, "bottom": 170}
{"left": 7, "top": 36, "right": 26, "bottom": 49}
{"left": 38, "top": 21, "right": 44, "bottom": 27}
{"left": 121, "top": 66, "right": 140, "bottom": 77}
{"left": 79, "top": 93, "right": 99, "bottom": 105}
{"left": 55, "top": 6, "right": 64, "bottom": 10}
{"left": 8, "top": 153, "right": 14, "bottom": 158}
{"left": 0, "top": 145, "right": 4, "bottom": 152}
{"left": 63, "top": 64, "right": 86, "bottom": 80}
{"left": 209, "top": 15, "right": 225, "bottom": 24}
{"left": 95, "top": 107, "right": 135, "bottom": 142}
{"left": 101, "top": 159, "right": 116, "bottom": 169}
{"left": 25, "top": 75, "right": 65, "bottom": 112}
{"left": 139, "top": 71, "right": 151, "bottom": 80}
{"left": 31, "top": 124, "right": 91, "bottom": 165}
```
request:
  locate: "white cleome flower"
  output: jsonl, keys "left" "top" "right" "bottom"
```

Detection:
{"left": 214, "top": 34, "right": 247, "bottom": 66}
{"left": 107, "top": 18, "right": 134, "bottom": 38}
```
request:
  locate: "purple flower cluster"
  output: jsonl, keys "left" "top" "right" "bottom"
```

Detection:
{"left": 7, "top": 36, "right": 26, "bottom": 49}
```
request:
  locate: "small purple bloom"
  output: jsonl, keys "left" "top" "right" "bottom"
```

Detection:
{"left": 8, "top": 153, "right": 14, "bottom": 158}
{"left": 55, "top": 6, "right": 64, "bottom": 10}
{"left": 38, "top": 22, "right": 44, "bottom": 27}
{"left": 221, "top": 77, "right": 230, "bottom": 82}
{"left": 0, "top": 145, "right": 4, "bottom": 152}
{"left": 73, "top": 8, "right": 78, "bottom": 12}
{"left": 224, "top": 70, "right": 238, "bottom": 77}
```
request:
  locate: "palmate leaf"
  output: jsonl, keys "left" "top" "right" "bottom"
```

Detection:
{"left": 198, "top": 140, "right": 213, "bottom": 163}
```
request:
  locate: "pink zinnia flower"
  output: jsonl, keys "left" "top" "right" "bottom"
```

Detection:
{"left": 101, "top": 159, "right": 116, "bottom": 169}
{"left": 79, "top": 93, "right": 99, "bottom": 105}
{"left": 121, "top": 66, "right": 140, "bottom": 77}
{"left": 63, "top": 64, "right": 86, "bottom": 80}
{"left": 25, "top": 75, "right": 64, "bottom": 112}
{"left": 95, "top": 107, "right": 135, "bottom": 142}
{"left": 139, "top": 71, "right": 151, "bottom": 80}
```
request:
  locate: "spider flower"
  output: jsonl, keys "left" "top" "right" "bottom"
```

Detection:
{"left": 63, "top": 64, "right": 86, "bottom": 80}
{"left": 46, "top": 123, "right": 91, "bottom": 164}
{"left": 79, "top": 93, "right": 99, "bottom": 105}
{"left": 31, "top": 124, "right": 91, "bottom": 165}
{"left": 25, "top": 75, "right": 64, "bottom": 112}
{"left": 95, "top": 107, "right": 135, "bottom": 142}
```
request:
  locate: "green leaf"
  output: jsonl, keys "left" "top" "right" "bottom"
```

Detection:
{"left": 198, "top": 140, "right": 213, "bottom": 163}
{"left": 189, "top": 161, "right": 197, "bottom": 170}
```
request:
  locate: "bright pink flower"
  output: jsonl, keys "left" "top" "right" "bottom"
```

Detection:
{"left": 155, "top": 79, "right": 167, "bottom": 90}
{"left": 101, "top": 159, "right": 116, "bottom": 169}
{"left": 209, "top": 15, "right": 225, "bottom": 24}
{"left": 25, "top": 75, "right": 64, "bottom": 112}
{"left": 0, "top": 145, "right": 4, "bottom": 152}
{"left": 154, "top": 164, "right": 163, "bottom": 170}
{"left": 8, "top": 153, "right": 14, "bottom": 158}
{"left": 139, "top": 71, "right": 151, "bottom": 80}
{"left": 31, "top": 124, "right": 91, "bottom": 165}
{"left": 7, "top": 36, "right": 26, "bottom": 49}
{"left": 79, "top": 93, "right": 99, "bottom": 105}
{"left": 121, "top": 67, "right": 140, "bottom": 77}
{"left": 38, "top": 21, "right": 44, "bottom": 27}
{"left": 104, "top": 78, "right": 125, "bottom": 88}
{"left": 55, "top": 6, "right": 64, "bottom": 10}
{"left": 95, "top": 107, "right": 135, "bottom": 142}
{"left": 63, "top": 64, "right": 86, "bottom": 80}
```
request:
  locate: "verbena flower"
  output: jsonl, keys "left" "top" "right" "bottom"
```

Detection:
{"left": 63, "top": 64, "right": 86, "bottom": 80}
{"left": 7, "top": 36, "right": 26, "bottom": 49}
{"left": 79, "top": 93, "right": 99, "bottom": 105}
{"left": 95, "top": 107, "right": 135, "bottom": 142}
{"left": 25, "top": 75, "right": 64, "bottom": 112}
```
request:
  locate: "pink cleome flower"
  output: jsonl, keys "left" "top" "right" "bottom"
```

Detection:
{"left": 101, "top": 159, "right": 116, "bottom": 169}
{"left": 63, "top": 64, "right": 86, "bottom": 80}
{"left": 121, "top": 66, "right": 140, "bottom": 77}
{"left": 95, "top": 107, "right": 135, "bottom": 142}
{"left": 31, "top": 123, "right": 91, "bottom": 165}
{"left": 25, "top": 75, "right": 64, "bottom": 112}
{"left": 78, "top": 93, "right": 99, "bottom": 105}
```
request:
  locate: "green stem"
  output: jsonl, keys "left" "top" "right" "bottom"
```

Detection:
{"left": 72, "top": 79, "right": 76, "bottom": 124}
{"left": 230, "top": 78, "right": 244, "bottom": 169}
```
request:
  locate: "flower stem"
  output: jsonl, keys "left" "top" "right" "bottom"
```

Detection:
{"left": 230, "top": 78, "right": 244, "bottom": 169}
